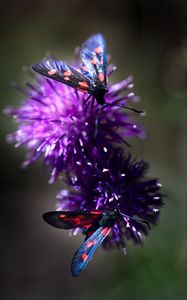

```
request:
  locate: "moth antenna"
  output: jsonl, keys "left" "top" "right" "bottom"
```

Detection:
{"left": 104, "top": 102, "right": 144, "bottom": 115}
{"left": 118, "top": 105, "right": 144, "bottom": 114}
{"left": 119, "top": 211, "right": 150, "bottom": 230}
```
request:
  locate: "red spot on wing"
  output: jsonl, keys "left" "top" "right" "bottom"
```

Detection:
{"left": 59, "top": 215, "right": 82, "bottom": 224}
{"left": 93, "top": 239, "right": 97, "bottom": 245}
{"left": 78, "top": 81, "right": 89, "bottom": 89}
{"left": 64, "top": 77, "right": 70, "bottom": 81}
{"left": 64, "top": 70, "right": 71, "bottom": 76}
{"left": 95, "top": 46, "right": 103, "bottom": 54}
{"left": 59, "top": 214, "right": 66, "bottom": 219}
{"left": 48, "top": 69, "right": 57, "bottom": 76}
{"left": 82, "top": 65, "right": 89, "bottom": 72}
{"left": 98, "top": 73, "right": 105, "bottom": 82}
{"left": 86, "top": 241, "right": 93, "bottom": 248}
{"left": 84, "top": 224, "right": 91, "bottom": 229}
{"left": 82, "top": 253, "right": 88, "bottom": 262}
{"left": 90, "top": 210, "right": 101, "bottom": 215}
{"left": 90, "top": 58, "right": 97, "bottom": 65}
{"left": 101, "top": 227, "right": 111, "bottom": 237}
{"left": 59, "top": 214, "right": 96, "bottom": 227}
{"left": 71, "top": 217, "right": 82, "bottom": 225}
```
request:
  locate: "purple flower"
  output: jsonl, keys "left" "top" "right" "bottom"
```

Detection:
{"left": 4, "top": 65, "right": 145, "bottom": 183}
{"left": 4, "top": 33, "right": 163, "bottom": 268}
{"left": 57, "top": 148, "right": 163, "bottom": 251}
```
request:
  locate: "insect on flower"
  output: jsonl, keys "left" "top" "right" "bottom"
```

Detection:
{"left": 32, "top": 33, "right": 143, "bottom": 114}
{"left": 43, "top": 209, "right": 149, "bottom": 277}
{"left": 32, "top": 34, "right": 107, "bottom": 105}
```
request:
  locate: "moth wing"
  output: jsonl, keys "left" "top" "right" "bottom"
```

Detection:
{"left": 32, "top": 59, "right": 91, "bottom": 93}
{"left": 71, "top": 226, "right": 111, "bottom": 277}
{"left": 80, "top": 33, "right": 107, "bottom": 85}
{"left": 43, "top": 210, "right": 102, "bottom": 230}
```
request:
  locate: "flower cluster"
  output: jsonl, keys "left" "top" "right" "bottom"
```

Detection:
{"left": 57, "top": 148, "right": 163, "bottom": 250}
{"left": 4, "top": 70, "right": 145, "bottom": 183}
{"left": 5, "top": 38, "right": 163, "bottom": 254}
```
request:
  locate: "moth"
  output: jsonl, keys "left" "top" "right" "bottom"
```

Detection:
{"left": 32, "top": 33, "right": 107, "bottom": 105}
{"left": 43, "top": 209, "right": 149, "bottom": 277}
{"left": 43, "top": 209, "right": 119, "bottom": 276}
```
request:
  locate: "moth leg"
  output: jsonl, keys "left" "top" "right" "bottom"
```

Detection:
{"left": 94, "top": 104, "right": 107, "bottom": 138}
{"left": 83, "top": 94, "right": 92, "bottom": 108}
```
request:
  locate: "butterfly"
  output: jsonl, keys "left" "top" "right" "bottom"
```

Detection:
{"left": 32, "top": 33, "right": 108, "bottom": 105}
{"left": 43, "top": 209, "right": 120, "bottom": 277}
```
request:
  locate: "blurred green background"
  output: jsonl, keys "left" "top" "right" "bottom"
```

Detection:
{"left": 0, "top": 0, "right": 186, "bottom": 299}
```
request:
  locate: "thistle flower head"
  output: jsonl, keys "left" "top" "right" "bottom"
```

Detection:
{"left": 4, "top": 64, "right": 145, "bottom": 183}
{"left": 57, "top": 148, "right": 163, "bottom": 250}
{"left": 4, "top": 33, "right": 163, "bottom": 270}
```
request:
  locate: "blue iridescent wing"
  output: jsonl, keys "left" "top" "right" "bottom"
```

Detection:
{"left": 80, "top": 33, "right": 107, "bottom": 85}
{"left": 43, "top": 210, "right": 102, "bottom": 229}
{"left": 32, "top": 59, "right": 91, "bottom": 93}
{"left": 71, "top": 226, "right": 111, "bottom": 277}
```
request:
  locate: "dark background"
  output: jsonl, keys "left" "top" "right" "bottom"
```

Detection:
{"left": 0, "top": 0, "right": 186, "bottom": 299}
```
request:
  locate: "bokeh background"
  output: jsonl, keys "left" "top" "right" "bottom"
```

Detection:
{"left": 0, "top": 0, "right": 186, "bottom": 299}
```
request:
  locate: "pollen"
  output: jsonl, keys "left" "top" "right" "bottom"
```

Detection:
{"left": 82, "top": 253, "right": 88, "bottom": 261}
{"left": 48, "top": 69, "right": 57, "bottom": 76}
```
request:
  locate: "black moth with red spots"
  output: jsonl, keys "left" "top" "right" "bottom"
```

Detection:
{"left": 43, "top": 209, "right": 119, "bottom": 276}
{"left": 43, "top": 209, "right": 150, "bottom": 276}
{"left": 32, "top": 33, "right": 108, "bottom": 105}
